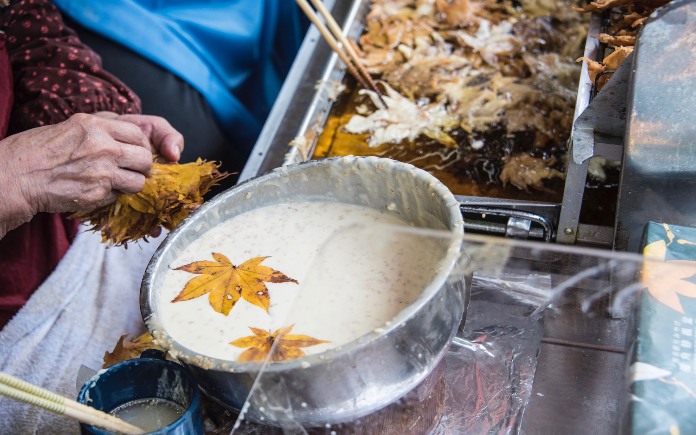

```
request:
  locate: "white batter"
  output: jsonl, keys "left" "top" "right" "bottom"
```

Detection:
{"left": 158, "top": 201, "right": 446, "bottom": 361}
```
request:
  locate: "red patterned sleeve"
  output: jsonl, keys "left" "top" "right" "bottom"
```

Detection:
{"left": 0, "top": 0, "right": 141, "bottom": 134}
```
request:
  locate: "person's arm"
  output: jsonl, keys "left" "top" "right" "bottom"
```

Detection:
{"left": 0, "top": 1, "right": 185, "bottom": 240}
{"left": 0, "top": 113, "right": 156, "bottom": 239}
{"left": 1, "top": 0, "right": 142, "bottom": 134}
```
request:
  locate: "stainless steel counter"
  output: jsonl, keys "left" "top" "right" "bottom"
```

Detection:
{"left": 524, "top": 304, "right": 631, "bottom": 434}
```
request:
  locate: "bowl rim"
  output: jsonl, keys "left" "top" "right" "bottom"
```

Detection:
{"left": 141, "top": 156, "right": 463, "bottom": 373}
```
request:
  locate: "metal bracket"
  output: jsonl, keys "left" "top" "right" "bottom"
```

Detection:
{"left": 460, "top": 205, "right": 555, "bottom": 242}
{"left": 557, "top": 53, "right": 632, "bottom": 244}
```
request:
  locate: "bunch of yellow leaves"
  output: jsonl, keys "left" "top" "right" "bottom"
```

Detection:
{"left": 75, "top": 158, "right": 228, "bottom": 246}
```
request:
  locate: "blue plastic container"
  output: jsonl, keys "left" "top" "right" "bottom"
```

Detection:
{"left": 77, "top": 356, "right": 204, "bottom": 434}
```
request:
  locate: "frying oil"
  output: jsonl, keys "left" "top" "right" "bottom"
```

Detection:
{"left": 311, "top": 86, "right": 566, "bottom": 203}
{"left": 109, "top": 398, "right": 184, "bottom": 431}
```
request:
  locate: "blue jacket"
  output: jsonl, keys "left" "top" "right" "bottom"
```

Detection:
{"left": 53, "top": 0, "right": 306, "bottom": 147}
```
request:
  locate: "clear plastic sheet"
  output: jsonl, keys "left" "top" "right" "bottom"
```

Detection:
{"left": 224, "top": 275, "right": 545, "bottom": 434}
{"left": 194, "top": 225, "right": 696, "bottom": 435}
{"left": 431, "top": 273, "right": 546, "bottom": 434}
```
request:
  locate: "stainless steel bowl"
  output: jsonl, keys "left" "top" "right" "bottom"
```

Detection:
{"left": 141, "top": 156, "right": 466, "bottom": 426}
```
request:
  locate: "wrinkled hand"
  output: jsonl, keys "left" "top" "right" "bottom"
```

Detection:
{"left": 0, "top": 113, "right": 181, "bottom": 238}
{"left": 94, "top": 112, "right": 184, "bottom": 162}
{"left": 94, "top": 112, "right": 184, "bottom": 239}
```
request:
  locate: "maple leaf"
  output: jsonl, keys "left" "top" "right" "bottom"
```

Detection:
{"left": 75, "top": 157, "right": 229, "bottom": 247}
{"left": 229, "top": 325, "right": 329, "bottom": 362}
{"left": 102, "top": 332, "right": 164, "bottom": 368}
{"left": 172, "top": 254, "right": 298, "bottom": 315}
{"left": 643, "top": 235, "right": 696, "bottom": 314}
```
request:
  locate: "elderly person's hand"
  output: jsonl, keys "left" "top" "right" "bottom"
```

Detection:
{"left": 93, "top": 112, "right": 184, "bottom": 162}
{"left": 0, "top": 112, "right": 184, "bottom": 239}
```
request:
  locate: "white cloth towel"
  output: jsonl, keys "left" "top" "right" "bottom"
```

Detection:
{"left": 0, "top": 226, "right": 165, "bottom": 434}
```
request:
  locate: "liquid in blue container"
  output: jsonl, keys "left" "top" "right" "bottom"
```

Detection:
{"left": 77, "top": 353, "right": 203, "bottom": 434}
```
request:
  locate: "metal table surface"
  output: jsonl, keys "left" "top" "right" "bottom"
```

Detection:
{"left": 524, "top": 306, "right": 631, "bottom": 434}
{"left": 239, "top": 2, "right": 632, "bottom": 433}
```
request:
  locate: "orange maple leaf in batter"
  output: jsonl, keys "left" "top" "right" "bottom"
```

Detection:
{"left": 172, "top": 254, "right": 297, "bottom": 315}
{"left": 229, "top": 325, "right": 329, "bottom": 362}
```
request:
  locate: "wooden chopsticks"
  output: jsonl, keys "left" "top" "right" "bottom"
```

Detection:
{"left": 0, "top": 372, "right": 145, "bottom": 434}
{"left": 295, "top": 0, "right": 387, "bottom": 108}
